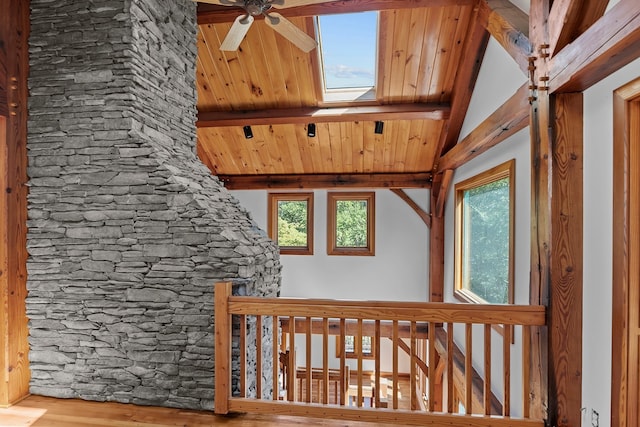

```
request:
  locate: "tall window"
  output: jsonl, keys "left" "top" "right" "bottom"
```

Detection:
{"left": 327, "top": 192, "right": 375, "bottom": 256}
{"left": 268, "top": 193, "right": 314, "bottom": 255}
{"left": 454, "top": 160, "right": 514, "bottom": 304}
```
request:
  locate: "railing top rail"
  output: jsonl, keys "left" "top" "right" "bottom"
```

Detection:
{"left": 225, "top": 295, "right": 546, "bottom": 326}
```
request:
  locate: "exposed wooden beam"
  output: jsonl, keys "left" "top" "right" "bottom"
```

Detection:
{"left": 528, "top": 2, "right": 551, "bottom": 420}
{"left": 390, "top": 189, "right": 431, "bottom": 228}
{"left": 434, "top": 168, "right": 453, "bottom": 218}
{"left": 197, "top": 0, "right": 475, "bottom": 24}
{"left": 547, "top": 0, "right": 608, "bottom": 57}
{"left": 549, "top": 0, "right": 640, "bottom": 93}
{"left": 479, "top": 0, "right": 532, "bottom": 75}
{"left": 429, "top": 173, "right": 445, "bottom": 303}
{"left": 434, "top": 3, "right": 490, "bottom": 162}
{"left": 438, "top": 83, "right": 529, "bottom": 171}
{"left": 0, "top": 0, "right": 29, "bottom": 407}
{"left": 197, "top": 103, "right": 450, "bottom": 128}
{"left": 548, "top": 92, "right": 584, "bottom": 427}
{"left": 217, "top": 172, "right": 433, "bottom": 190}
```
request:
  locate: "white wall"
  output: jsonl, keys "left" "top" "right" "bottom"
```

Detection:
{"left": 233, "top": 189, "right": 430, "bottom": 301}
{"left": 583, "top": 57, "right": 640, "bottom": 426}
{"left": 233, "top": 188, "right": 430, "bottom": 372}
{"left": 447, "top": 25, "right": 640, "bottom": 427}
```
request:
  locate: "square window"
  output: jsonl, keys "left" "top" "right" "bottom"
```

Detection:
{"left": 327, "top": 192, "right": 375, "bottom": 256}
{"left": 454, "top": 160, "right": 514, "bottom": 305}
{"left": 268, "top": 193, "right": 314, "bottom": 255}
{"left": 336, "top": 334, "right": 374, "bottom": 359}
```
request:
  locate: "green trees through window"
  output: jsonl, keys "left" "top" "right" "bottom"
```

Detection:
{"left": 455, "top": 160, "right": 514, "bottom": 305}
{"left": 328, "top": 192, "right": 375, "bottom": 256}
{"left": 268, "top": 193, "right": 314, "bottom": 255}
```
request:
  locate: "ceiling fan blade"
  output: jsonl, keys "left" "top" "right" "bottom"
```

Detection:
{"left": 220, "top": 14, "right": 254, "bottom": 51}
{"left": 270, "top": 0, "right": 339, "bottom": 8}
{"left": 264, "top": 12, "right": 317, "bottom": 52}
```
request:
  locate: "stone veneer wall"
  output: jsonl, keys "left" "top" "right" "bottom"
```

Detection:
{"left": 26, "top": 0, "right": 281, "bottom": 410}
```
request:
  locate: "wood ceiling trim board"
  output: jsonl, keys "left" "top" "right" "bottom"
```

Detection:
{"left": 547, "top": 0, "right": 608, "bottom": 57}
{"left": 433, "top": 3, "right": 489, "bottom": 163}
{"left": 296, "top": 17, "right": 321, "bottom": 106}
{"left": 438, "top": 83, "right": 529, "bottom": 171}
{"left": 236, "top": 23, "right": 281, "bottom": 109}
{"left": 291, "top": 124, "right": 315, "bottom": 173}
{"left": 351, "top": 120, "right": 365, "bottom": 173}
{"left": 361, "top": 121, "right": 375, "bottom": 173}
{"left": 549, "top": 0, "right": 640, "bottom": 93}
{"left": 382, "top": 121, "right": 395, "bottom": 171}
{"left": 257, "top": 125, "right": 286, "bottom": 174}
{"left": 195, "top": 55, "right": 219, "bottom": 108}
{"left": 416, "top": 7, "right": 445, "bottom": 102}
{"left": 340, "top": 122, "right": 353, "bottom": 172}
{"left": 394, "top": 120, "right": 413, "bottom": 172}
{"left": 198, "top": 0, "right": 475, "bottom": 25}
{"left": 256, "top": 131, "right": 275, "bottom": 174}
{"left": 218, "top": 172, "right": 434, "bottom": 190}
{"left": 388, "top": 9, "right": 412, "bottom": 103}
{"left": 402, "top": 8, "right": 429, "bottom": 102}
{"left": 404, "top": 119, "right": 426, "bottom": 172}
{"left": 372, "top": 123, "right": 385, "bottom": 172}
{"left": 428, "top": 6, "right": 464, "bottom": 104}
{"left": 327, "top": 122, "right": 343, "bottom": 173}
{"left": 317, "top": 122, "right": 334, "bottom": 173}
{"left": 438, "top": 5, "right": 474, "bottom": 104}
{"left": 197, "top": 103, "right": 451, "bottom": 127}
{"left": 480, "top": 0, "right": 532, "bottom": 75}
{"left": 199, "top": 24, "right": 244, "bottom": 109}
{"left": 377, "top": 10, "right": 395, "bottom": 103}
{"left": 309, "top": 122, "right": 327, "bottom": 172}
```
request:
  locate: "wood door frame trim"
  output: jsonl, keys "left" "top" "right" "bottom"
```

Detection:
{"left": 612, "top": 76, "right": 640, "bottom": 427}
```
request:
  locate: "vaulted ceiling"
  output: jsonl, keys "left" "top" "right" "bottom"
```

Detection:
{"left": 193, "top": 0, "right": 522, "bottom": 189}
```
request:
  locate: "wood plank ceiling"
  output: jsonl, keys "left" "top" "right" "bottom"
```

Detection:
{"left": 195, "top": 0, "right": 481, "bottom": 188}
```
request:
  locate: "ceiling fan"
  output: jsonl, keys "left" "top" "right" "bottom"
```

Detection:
{"left": 196, "top": 0, "right": 336, "bottom": 52}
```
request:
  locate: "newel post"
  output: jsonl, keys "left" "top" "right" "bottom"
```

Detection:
{"left": 214, "top": 281, "right": 232, "bottom": 414}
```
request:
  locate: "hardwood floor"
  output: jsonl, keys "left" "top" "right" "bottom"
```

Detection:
{"left": 0, "top": 395, "right": 402, "bottom": 427}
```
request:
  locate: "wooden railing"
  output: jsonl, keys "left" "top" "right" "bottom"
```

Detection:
{"left": 214, "top": 281, "right": 546, "bottom": 426}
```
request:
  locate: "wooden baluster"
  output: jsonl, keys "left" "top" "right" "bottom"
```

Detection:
{"left": 339, "top": 318, "right": 346, "bottom": 406}
{"left": 427, "top": 321, "right": 436, "bottom": 412}
{"left": 465, "top": 323, "right": 472, "bottom": 414}
{"left": 446, "top": 323, "right": 454, "bottom": 413}
{"left": 214, "top": 281, "right": 231, "bottom": 415}
{"left": 288, "top": 316, "right": 296, "bottom": 402}
{"left": 240, "top": 315, "right": 246, "bottom": 397}
{"left": 256, "top": 315, "right": 262, "bottom": 399}
{"left": 410, "top": 321, "right": 417, "bottom": 410}
{"left": 374, "top": 319, "right": 381, "bottom": 408}
{"left": 356, "top": 319, "right": 363, "bottom": 407}
{"left": 306, "top": 316, "right": 312, "bottom": 403}
{"left": 522, "top": 325, "right": 531, "bottom": 418}
{"left": 323, "top": 317, "right": 329, "bottom": 405}
{"left": 484, "top": 324, "right": 491, "bottom": 415}
{"left": 503, "top": 325, "right": 511, "bottom": 416}
{"left": 272, "top": 316, "right": 279, "bottom": 401}
{"left": 393, "top": 320, "right": 399, "bottom": 410}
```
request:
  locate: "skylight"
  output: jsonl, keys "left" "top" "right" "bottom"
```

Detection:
{"left": 317, "top": 11, "right": 378, "bottom": 100}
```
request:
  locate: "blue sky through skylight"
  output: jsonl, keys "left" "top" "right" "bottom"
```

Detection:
{"left": 317, "top": 11, "right": 377, "bottom": 90}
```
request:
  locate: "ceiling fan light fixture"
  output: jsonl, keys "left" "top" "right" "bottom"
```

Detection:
{"left": 307, "top": 123, "right": 316, "bottom": 137}
{"left": 243, "top": 125, "right": 254, "bottom": 139}
{"left": 374, "top": 121, "right": 384, "bottom": 135}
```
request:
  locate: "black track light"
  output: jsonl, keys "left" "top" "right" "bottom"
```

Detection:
{"left": 374, "top": 121, "right": 384, "bottom": 135}
{"left": 243, "top": 125, "right": 253, "bottom": 139}
{"left": 307, "top": 123, "right": 316, "bottom": 137}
